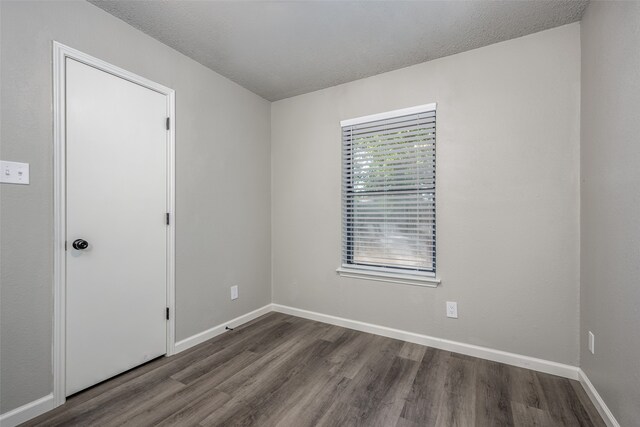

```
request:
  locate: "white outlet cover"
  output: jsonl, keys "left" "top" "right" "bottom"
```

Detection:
{"left": 446, "top": 301, "right": 458, "bottom": 319}
{"left": 230, "top": 285, "right": 239, "bottom": 300}
{"left": 588, "top": 331, "right": 595, "bottom": 354}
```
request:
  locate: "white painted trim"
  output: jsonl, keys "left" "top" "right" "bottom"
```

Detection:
{"left": 174, "top": 305, "right": 273, "bottom": 354}
{"left": 271, "top": 304, "right": 579, "bottom": 380}
{"left": 0, "top": 394, "right": 54, "bottom": 427}
{"left": 340, "top": 103, "right": 436, "bottom": 127}
{"left": 336, "top": 267, "right": 440, "bottom": 287}
{"left": 52, "top": 41, "right": 67, "bottom": 409}
{"left": 165, "top": 82, "right": 177, "bottom": 357}
{"left": 52, "top": 41, "right": 176, "bottom": 408}
{"left": 578, "top": 369, "right": 620, "bottom": 427}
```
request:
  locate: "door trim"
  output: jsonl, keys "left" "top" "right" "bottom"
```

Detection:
{"left": 52, "top": 42, "right": 176, "bottom": 407}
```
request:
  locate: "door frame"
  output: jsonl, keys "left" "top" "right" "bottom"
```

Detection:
{"left": 52, "top": 42, "right": 176, "bottom": 407}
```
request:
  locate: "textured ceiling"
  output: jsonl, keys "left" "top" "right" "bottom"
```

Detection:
{"left": 89, "top": 1, "right": 588, "bottom": 101}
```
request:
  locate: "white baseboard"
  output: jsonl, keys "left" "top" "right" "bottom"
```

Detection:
{"left": 578, "top": 369, "right": 620, "bottom": 427}
{"left": 173, "top": 304, "right": 272, "bottom": 354}
{"left": 0, "top": 393, "right": 54, "bottom": 427}
{"left": 272, "top": 303, "right": 580, "bottom": 380}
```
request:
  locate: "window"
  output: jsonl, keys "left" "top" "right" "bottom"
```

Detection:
{"left": 340, "top": 104, "right": 437, "bottom": 284}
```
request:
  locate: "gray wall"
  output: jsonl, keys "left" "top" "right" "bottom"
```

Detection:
{"left": 6, "top": 0, "right": 638, "bottom": 421}
{"left": 0, "top": 0, "right": 271, "bottom": 413}
{"left": 272, "top": 24, "right": 581, "bottom": 366}
{"left": 580, "top": 2, "right": 640, "bottom": 425}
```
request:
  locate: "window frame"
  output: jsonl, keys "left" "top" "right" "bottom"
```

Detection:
{"left": 337, "top": 103, "right": 440, "bottom": 287}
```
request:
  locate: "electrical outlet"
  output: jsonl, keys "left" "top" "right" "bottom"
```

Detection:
{"left": 588, "top": 331, "right": 595, "bottom": 354}
{"left": 446, "top": 301, "right": 458, "bottom": 318}
{"left": 230, "top": 285, "right": 239, "bottom": 300}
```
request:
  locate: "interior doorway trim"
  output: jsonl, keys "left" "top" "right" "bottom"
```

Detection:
{"left": 52, "top": 41, "right": 176, "bottom": 407}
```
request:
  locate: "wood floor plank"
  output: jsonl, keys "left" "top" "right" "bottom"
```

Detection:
{"left": 511, "top": 401, "right": 555, "bottom": 426}
{"left": 198, "top": 399, "right": 254, "bottom": 427}
{"left": 272, "top": 374, "right": 351, "bottom": 427}
{"left": 346, "top": 336, "right": 405, "bottom": 410}
{"left": 253, "top": 331, "right": 359, "bottom": 426}
{"left": 508, "top": 365, "right": 549, "bottom": 410}
{"left": 401, "top": 347, "right": 449, "bottom": 424}
{"left": 238, "top": 339, "right": 352, "bottom": 426}
{"left": 326, "top": 329, "right": 377, "bottom": 379}
{"left": 475, "top": 359, "right": 514, "bottom": 426}
{"left": 37, "top": 377, "right": 185, "bottom": 427}
{"left": 319, "top": 324, "right": 347, "bottom": 342}
{"left": 170, "top": 318, "right": 300, "bottom": 385}
{"left": 314, "top": 400, "right": 362, "bottom": 427}
{"left": 537, "top": 373, "right": 598, "bottom": 426}
{"left": 398, "top": 341, "right": 427, "bottom": 363}
{"left": 22, "top": 313, "right": 606, "bottom": 427}
{"left": 174, "top": 350, "right": 261, "bottom": 393}
{"left": 155, "top": 389, "right": 230, "bottom": 427}
{"left": 202, "top": 338, "right": 336, "bottom": 426}
{"left": 434, "top": 355, "right": 477, "bottom": 427}
{"left": 117, "top": 360, "right": 237, "bottom": 426}
{"left": 395, "top": 417, "right": 421, "bottom": 427}
{"left": 212, "top": 323, "right": 320, "bottom": 396}
{"left": 569, "top": 379, "right": 608, "bottom": 427}
{"left": 351, "top": 355, "right": 420, "bottom": 427}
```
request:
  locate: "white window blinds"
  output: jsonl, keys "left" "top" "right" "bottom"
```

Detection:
{"left": 341, "top": 104, "right": 436, "bottom": 277}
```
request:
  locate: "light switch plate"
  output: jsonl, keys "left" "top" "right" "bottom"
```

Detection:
{"left": 230, "top": 285, "right": 239, "bottom": 300}
{"left": 1, "top": 160, "right": 29, "bottom": 184}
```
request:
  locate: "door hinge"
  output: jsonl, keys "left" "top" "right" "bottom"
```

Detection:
{"left": 166, "top": 307, "right": 170, "bottom": 320}
{"left": 166, "top": 212, "right": 170, "bottom": 225}
{"left": 65, "top": 241, "right": 67, "bottom": 251}
{"left": 166, "top": 117, "right": 170, "bottom": 130}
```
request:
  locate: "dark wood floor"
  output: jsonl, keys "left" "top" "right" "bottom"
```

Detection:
{"left": 24, "top": 312, "right": 604, "bottom": 426}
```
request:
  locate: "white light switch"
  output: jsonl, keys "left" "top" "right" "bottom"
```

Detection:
{"left": 1, "top": 160, "right": 29, "bottom": 184}
{"left": 230, "top": 285, "right": 239, "bottom": 300}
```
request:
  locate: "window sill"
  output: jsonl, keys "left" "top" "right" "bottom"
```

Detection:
{"left": 336, "top": 267, "right": 441, "bottom": 288}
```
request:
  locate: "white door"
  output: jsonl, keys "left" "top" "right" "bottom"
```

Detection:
{"left": 65, "top": 58, "right": 168, "bottom": 396}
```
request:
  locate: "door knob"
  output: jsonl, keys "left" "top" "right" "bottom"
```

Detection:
{"left": 72, "top": 239, "right": 89, "bottom": 250}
